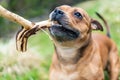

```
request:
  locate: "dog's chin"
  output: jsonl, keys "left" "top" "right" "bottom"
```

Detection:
{"left": 49, "top": 21, "right": 79, "bottom": 42}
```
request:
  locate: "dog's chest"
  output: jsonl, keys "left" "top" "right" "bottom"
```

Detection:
{"left": 50, "top": 65, "right": 79, "bottom": 80}
{"left": 50, "top": 70, "right": 79, "bottom": 80}
{"left": 50, "top": 63, "right": 104, "bottom": 80}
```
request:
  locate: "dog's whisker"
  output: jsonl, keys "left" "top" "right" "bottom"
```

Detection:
{"left": 41, "top": 28, "right": 53, "bottom": 41}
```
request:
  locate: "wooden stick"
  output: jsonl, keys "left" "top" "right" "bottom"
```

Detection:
{"left": 0, "top": 5, "right": 34, "bottom": 29}
{"left": 0, "top": 5, "right": 52, "bottom": 52}
{"left": 0, "top": 5, "right": 51, "bottom": 29}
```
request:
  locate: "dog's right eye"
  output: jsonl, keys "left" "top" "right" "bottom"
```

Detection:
{"left": 74, "top": 12, "right": 83, "bottom": 19}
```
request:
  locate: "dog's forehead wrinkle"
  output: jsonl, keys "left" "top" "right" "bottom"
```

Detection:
{"left": 58, "top": 5, "right": 71, "bottom": 11}
{"left": 73, "top": 8, "right": 83, "bottom": 13}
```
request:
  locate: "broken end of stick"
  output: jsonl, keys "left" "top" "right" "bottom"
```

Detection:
{"left": 16, "top": 28, "right": 28, "bottom": 52}
{"left": 16, "top": 19, "right": 52, "bottom": 52}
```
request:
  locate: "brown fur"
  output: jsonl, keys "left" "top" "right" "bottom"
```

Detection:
{"left": 49, "top": 5, "right": 120, "bottom": 80}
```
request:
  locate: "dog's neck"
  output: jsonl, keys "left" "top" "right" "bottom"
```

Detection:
{"left": 54, "top": 37, "right": 94, "bottom": 65}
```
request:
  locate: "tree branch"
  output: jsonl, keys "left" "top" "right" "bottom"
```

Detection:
{"left": 0, "top": 5, "right": 52, "bottom": 52}
{"left": 0, "top": 5, "right": 34, "bottom": 29}
{"left": 0, "top": 5, "right": 51, "bottom": 29}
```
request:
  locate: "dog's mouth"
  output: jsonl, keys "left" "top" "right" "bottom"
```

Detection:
{"left": 49, "top": 20, "right": 79, "bottom": 42}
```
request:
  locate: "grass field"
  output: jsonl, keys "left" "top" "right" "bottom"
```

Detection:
{"left": 0, "top": 0, "right": 120, "bottom": 80}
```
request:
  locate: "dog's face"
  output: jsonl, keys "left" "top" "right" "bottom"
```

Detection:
{"left": 49, "top": 5, "right": 103, "bottom": 47}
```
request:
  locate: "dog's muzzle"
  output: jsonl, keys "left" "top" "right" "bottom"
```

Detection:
{"left": 49, "top": 9, "right": 79, "bottom": 42}
{"left": 50, "top": 9, "right": 64, "bottom": 21}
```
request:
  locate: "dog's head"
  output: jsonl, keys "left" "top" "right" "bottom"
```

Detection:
{"left": 49, "top": 5, "right": 103, "bottom": 48}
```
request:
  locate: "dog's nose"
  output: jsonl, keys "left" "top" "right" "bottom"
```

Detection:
{"left": 54, "top": 9, "right": 64, "bottom": 15}
{"left": 50, "top": 9, "right": 64, "bottom": 21}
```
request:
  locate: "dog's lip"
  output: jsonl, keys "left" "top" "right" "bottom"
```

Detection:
{"left": 51, "top": 20, "right": 74, "bottom": 31}
{"left": 51, "top": 21, "right": 62, "bottom": 27}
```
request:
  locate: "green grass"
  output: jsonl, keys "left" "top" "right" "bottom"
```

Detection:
{"left": 0, "top": 0, "right": 120, "bottom": 80}
{"left": 0, "top": 31, "right": 54, "bottom": 80}
{"left": 28, "top": 31, "right": 54, "bottom": 56}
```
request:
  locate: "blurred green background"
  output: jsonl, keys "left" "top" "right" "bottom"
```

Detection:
{"left": 0, "top": 0, "right": 120, "bottom": 80}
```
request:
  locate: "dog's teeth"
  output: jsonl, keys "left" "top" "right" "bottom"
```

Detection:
{"left": 52, "top": 21, "right": 56, "bottom": 25}
{"left": 58, "top": 24, "right": 62, "bottom": 27}
{"left": 51, "top": 21, "right": 62, "bottom": 27}
{"left": 51, "top": 21, "right": 58, "bottom": 25}
{"left": 56, "top": 22, "right": 62, "bottom": 27}
{"left": 52, "top": 22, "right": 54, "bottom": 25}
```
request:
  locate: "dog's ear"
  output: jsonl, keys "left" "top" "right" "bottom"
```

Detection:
{"left": 91, "top": 19, "right": 103, "bottom": 31}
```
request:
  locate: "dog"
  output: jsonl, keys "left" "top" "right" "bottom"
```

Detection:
{"left": 48, "top": 5, "right": 120, "bottom": 80}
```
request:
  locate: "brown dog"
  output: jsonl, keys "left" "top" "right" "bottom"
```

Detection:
{"left": 48, "top": 5, "right": 120, "bottom": 80}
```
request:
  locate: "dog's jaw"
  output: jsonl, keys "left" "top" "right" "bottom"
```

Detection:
{"left": 49, "top": 24, "right": 79, "bottom": 42}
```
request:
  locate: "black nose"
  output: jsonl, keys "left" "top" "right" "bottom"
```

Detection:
{"left": 50, "top": 9, "right": 64, "bottom": 21}
{"left": 54, "top": 9, "right": 64, "bottom": 15}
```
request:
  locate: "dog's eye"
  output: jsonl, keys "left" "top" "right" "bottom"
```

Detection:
{"left": 74, "top": 12, "right": 83, "bottom": 19}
